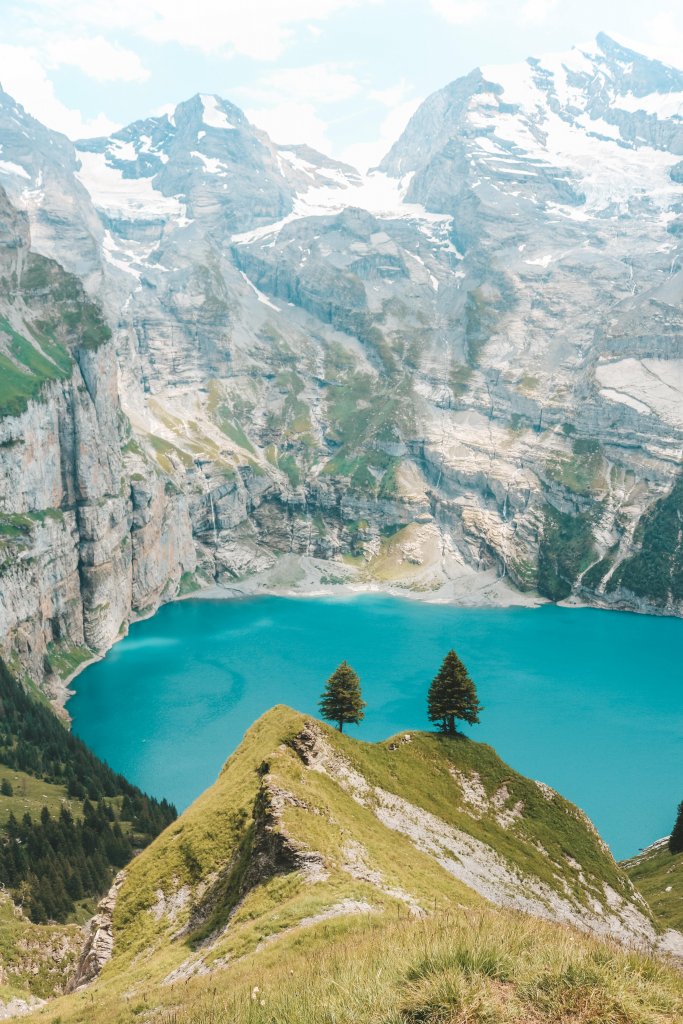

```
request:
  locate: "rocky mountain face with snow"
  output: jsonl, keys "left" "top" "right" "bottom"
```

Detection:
{"left": 0, "top": 33, "right": 682, "bottom": 684}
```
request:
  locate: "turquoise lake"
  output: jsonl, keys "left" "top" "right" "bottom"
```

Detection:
{"left": 68, "top": 596, "right": 683, "bottom": 859}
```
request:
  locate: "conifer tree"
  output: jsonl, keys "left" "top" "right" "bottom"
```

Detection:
{"left": 427, "top": 650, "right": 482, "bottom": 735}
{"left": 319, "top": 661, "right": 366, "bottom": 732}
{"left": 669, "top": 801, "right": 683, "bottom": 854}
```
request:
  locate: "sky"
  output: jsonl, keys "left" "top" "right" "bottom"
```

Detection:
{"left": 2, "top": 0, "right": 683, "bottom": 169}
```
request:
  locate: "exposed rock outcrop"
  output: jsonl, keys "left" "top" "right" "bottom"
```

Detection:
{"left": 66, "top": 872, "right": 126, "bottom": 992}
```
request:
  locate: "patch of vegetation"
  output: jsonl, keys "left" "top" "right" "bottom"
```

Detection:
{"left": 177, "top": 571, "right": 201, "bottom": 597}
{"left": 580, "top": 542, "right": 619, "bottom": 592}
{"left": 625, "top": 843, "right": 683, "bottom": 934}
{"left": 24, "top": 707, "right": 680, "bottom": 1024}
{"left": 146, "top": 434, "right": 194, "bottom": 473}
{"left": 607, "top": 474, "right": 683, "bottom": 605}
{"left": 0, "top": 768, "right": 73, "bottom": 828}
{"left": 0, "top": 892, "right": 80, "bottom": 1000}
{"left": 537, "top": 505, "right": 597, "bottom": 602}
{"left": 321, "top": 348, "right": 412, "bottom": 493}
{"left": 449, "top": 363, "right": 473, "bottom": 400}
{"left": 0, "top": 512, "right": 34, "bottom": 538}
{"left": 277, "top": 452, "right": 301, "bottom": 487}
{"left": 44, "top": 643, "right": 92, "bottom": 681}
{"left": 122, "top": 437, "right": 144, "bottom": 457}
{"left": 518, "top": 374, "right": 539, "bottom": 392}
{"left": 546, "top": 438, "right": 604, "bottom": 495}
{"left": 206, "top": 380, "right": 256, "bottom": 453}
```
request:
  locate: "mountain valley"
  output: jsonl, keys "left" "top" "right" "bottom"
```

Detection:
{"left": 0, "top": 33, "right": 681, "bottom": 690}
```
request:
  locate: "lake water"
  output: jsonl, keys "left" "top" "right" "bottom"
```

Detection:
{"left": 68, "top": 595, "right": 683, "bottom": 859}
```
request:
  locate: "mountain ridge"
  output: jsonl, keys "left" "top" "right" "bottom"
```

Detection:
{"left": 0, "top": 32, "right": 682, "bottom": 691}
{"left": 6, "top": 704, "right": 682, "bottom": 1021}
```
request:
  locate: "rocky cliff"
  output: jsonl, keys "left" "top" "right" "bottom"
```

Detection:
{"left": 0, "top": 187, "right": 195, "bottom": 693}
{"left": 0, "top": 34, "right": 682, "bottom": 688}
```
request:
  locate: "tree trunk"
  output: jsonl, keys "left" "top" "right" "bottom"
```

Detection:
{"left": 338, "top": 721, "right": 344, "bottom": 733}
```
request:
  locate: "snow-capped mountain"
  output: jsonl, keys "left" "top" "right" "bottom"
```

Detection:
{"left": 0, "top": 33, "right": 682, "bottom": 682}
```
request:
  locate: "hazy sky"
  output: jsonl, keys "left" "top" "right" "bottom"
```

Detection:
{"left": 2, "top": 0, "right": 683, "bottom": 168}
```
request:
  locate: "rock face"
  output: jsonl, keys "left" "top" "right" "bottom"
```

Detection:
{"left": 0, "top": 34, "right": 682, "bottom": 685}
{"left": 67, "top": 872, "right": 126, "bottom": 991}
{"left": 0, "top": 188, "right": 195, "bottom": 689}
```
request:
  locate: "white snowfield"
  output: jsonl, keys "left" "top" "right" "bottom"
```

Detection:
{"left": 200, "top": 94, "right": 239, "bottom": 131}
{"left": 75, "top": 151, "right": 187, "bottom": 221}
{"left": 596, "top": 358, "right": 683, "bottom": 428}
{"left": 0, "top": 159, "right": 29, "bottom": 180}
{"left": 475, "top": 45, "right": 681, "bottom": 215}
{"left": 232, "top": 171, "right": 452, "bottom": 246}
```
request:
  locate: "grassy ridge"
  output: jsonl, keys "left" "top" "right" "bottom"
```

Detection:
{"left": 625, "top": 841, "right": 683, "bottom": 933}
{"left": 19, "top": 706, "right": 682, "bottom": 1023}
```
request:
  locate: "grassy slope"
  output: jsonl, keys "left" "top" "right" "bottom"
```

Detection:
{"left": 0, "top": 765, "right": 72, "bottom": 827}
{"left": 25, "top": 708, "right": 683, "bottom": 1024}
{"left": 0, "top": 896, "right": 81, "bottom": 1004}
{"left": 625, "top": 840, "right": 683, "bottom": 933}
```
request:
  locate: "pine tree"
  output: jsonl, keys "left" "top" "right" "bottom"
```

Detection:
{"left": 669, "top": 801, "right": 683, "bottom": 854}
{"left": 427, "top": 650, "right": 482, "bottom": 735}
{"left": 319, "top": 661, "right": 366, "bottom": 733}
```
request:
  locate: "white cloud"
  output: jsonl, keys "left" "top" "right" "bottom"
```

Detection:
{"left": 430, "top": 0, "right": 485, "bottom": 25}
{"left": 242, "top": 63, "right": 364, "bottom": 156}
{"left": 0, "top": 44, "right": 119, "bottom": 138}
{"left": 342, "top": 94, "right": 421, "bottom": 172}
{"left": 45, "top": 35, "right": 150, "bottom": 82}
{"left": 244, "top": 68, "right": 417, "bottom": 169}
{"left": 19, "top": 0, "right": 379, "bottom": 61}
{"left": 246, "top": 101, "right": 333, "bottom": 151}
{"left": 637, "top": 13, "right": 683, "bottom": 69}
{"left": 245, "top": 64, "right": 362, "bottom": 105}
{"left": 520, "top": 0, "right": 557, "bottom": 23}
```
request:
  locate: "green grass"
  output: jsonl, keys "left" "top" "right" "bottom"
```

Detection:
{"left": 147, "top": 434, "right": 195, "bottom": 473}
{"left": 0, "top": 765, "right": 74, "bottom": 828}
{"left": 546, "top": 439, "right": 605, "bottom": 496}
{"left": 18, "top": 706, "right": 680, "bottom": 1024}
{"left": 335, "top": 729, "right": 628, "bottom": 909}
{"left": 178, "top": 572, "right": 201, "bottom": 596}
{"left": 625, "top": 842, "right": 683, "bottom": 933}
{"left": 0, "top": 895, "right": 80, "bottom": 1002}
{"left": 39, "top": 907, "right": 682, "bottom": 1024}
{"left": 45, "top": 643, "right": 92, "bottom": 680}
{"left": 0, "top": 316, "right": 75, "bottom": 418}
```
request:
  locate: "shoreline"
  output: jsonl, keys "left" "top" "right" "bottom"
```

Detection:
{"left": 56, "top": 555, "right": 543, "bottom": 716}
{"left": 54, "top": 550, "right": 672, "bottom": 718}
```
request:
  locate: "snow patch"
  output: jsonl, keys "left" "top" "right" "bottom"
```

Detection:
{"left": 191, "top": 151, "right": 228, "bottom": 175}
{"left": 239, "top": 271, "right": 282, "bottom": 311}
{"left": 596, "top": 358, "right": 683, "bottom": 427}
{"left": 76, "top": 151, "right": 186, "bottom": 221}
{"left": 617, "top": 91, "right": 683, "bottom": 119}
{"left": 200, "top": 95, "right": 238, "bottom": 131}
{"left": 232, "top": 171, "right": 452, "bottom": 246}
{"left": 0, "top": 160, "right": 30, "bottom": 180}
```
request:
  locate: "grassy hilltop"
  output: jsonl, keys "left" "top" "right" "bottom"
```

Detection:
{"left": 17, "top": 705, "right": 682, "bottom": 1024}
{"left": 625, "top": 839, "right": 683, "bottom": 934}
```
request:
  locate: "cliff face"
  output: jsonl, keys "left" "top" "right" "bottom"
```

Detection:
{"left": 1, "top": 35, "right": 683, "bottom": 693}
{"left": 0, "top": 188, "right": 195, "bottom": 693}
